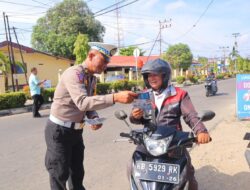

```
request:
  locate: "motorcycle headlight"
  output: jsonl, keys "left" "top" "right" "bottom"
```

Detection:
{"left": 143, "top": 135, "right": 173, "bottom": 156}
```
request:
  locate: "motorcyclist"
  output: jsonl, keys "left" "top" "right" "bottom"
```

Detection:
{"left": 130, "top": 58, "right": 211, "bottom": 190}
{"left": 207, "top": 71, "right": 216, "bottom": 80}
{"left": 206, "top": 71, "right": 217, "bottom": 92}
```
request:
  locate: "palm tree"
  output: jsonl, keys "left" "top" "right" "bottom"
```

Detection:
{"left": 0, "top": 51, "right": 10, "bottom": 91}
{"left": 0, "top": 51, "right": 26, "bottom": 91}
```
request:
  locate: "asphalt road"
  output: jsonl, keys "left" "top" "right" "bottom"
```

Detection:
{"left": 0, "top": 78, "right": 236, "bottom": 190}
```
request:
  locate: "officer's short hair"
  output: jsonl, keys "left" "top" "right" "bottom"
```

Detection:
{"left": 31, "top": 67, "right": 37, "bottom": 72}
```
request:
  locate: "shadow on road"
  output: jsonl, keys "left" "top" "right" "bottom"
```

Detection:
{"left": 215, "top": 92, "right": 229, "bottom": 96}
{"left": 196, "top": 165, "right": 250, "bottom": 190}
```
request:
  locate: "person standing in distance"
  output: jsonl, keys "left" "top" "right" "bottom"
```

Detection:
{"left": 28, "top": 67, "right": 46, "bottom": 118}
{"left": 45, "top": 42, "right": 137, "bottom": 190}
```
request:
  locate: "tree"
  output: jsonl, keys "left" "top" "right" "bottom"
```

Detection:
{"left": 73, "top": 33, "right": 89, "bottom": 64}
{"left": 163, "top": 43, "right": 193, "bottom": 70}
{"left": 237, "top": 56, "right": 244, "bottom": 72}
{"left": 198, "top": 56, "right": 208, "bottom": 68}
{"left": 31, "top": 0, "right": 105, "bottom": 59}
{"left": 119, "top": 46, "right": 145, "bottom": 56}
{"left": 0, "top": 52, "right": 25, "bottom": 91}
{"left": 0, "top": 52, "right": 10, "bottom": 91}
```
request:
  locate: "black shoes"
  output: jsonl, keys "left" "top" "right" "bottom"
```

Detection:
{"left": 33, "top": 112, "right": 41, "bottom": 118}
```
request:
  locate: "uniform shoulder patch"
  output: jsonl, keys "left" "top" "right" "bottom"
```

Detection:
{"left": 76, "top": 71, "right": 85, "bottom": 83}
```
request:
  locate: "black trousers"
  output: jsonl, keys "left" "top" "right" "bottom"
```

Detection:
{"left": 32, "top": 94, "right": 44, "bottom": 116}
{"left": 45, "top": 119, "right": 85, "bottom": 190}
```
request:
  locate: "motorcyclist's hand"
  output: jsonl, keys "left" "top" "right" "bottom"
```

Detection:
{"left": 197, "top": 132, "right": 211, "bottom": 144}
{"left": 90, "top": 124, "right": 102, "bottom": 130}
{"left": 113, "top": 91, "right": 138, "bottom": 104}
{"left": 132, "top": 108, "right": 143, "bottom": 119}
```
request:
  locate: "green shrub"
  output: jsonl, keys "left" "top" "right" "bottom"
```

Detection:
{"left": 0, "top": 92, "right": 26, "bottom": 110}
{"left": 110, "top": 80, "right": 131, "bottom": 92}
{"left": 96, "top": 80, "right": 145, "bottom": 94}
{"left": 192, "top": 76, "right": 199, "bottom": 83}
{"left": 216, "top": 74, "right": 224, "bottom": 79}
{"left": 171, "top": 78, "right": 177, "bottom": 82}
{"left": 199, "top": 75, "right": 207, "bottom": 81}
{"left": 41, "top": 88, "right": 55, "bottom": 103}
{"left": 96, "top": 83, "right": 111, "bottom": 94}
{"left": 176, "top": 76, "right": 186, "bottom": 84}
{"left": 187, "top": 74, "right": 198, "bottom": 84}
{"left": 127, "top": 80, "right": 145, "bottom": 91}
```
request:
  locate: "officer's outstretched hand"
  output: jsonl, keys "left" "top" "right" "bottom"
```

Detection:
{"left": 90, "top": 124, "right": 102, "bottom": 130}
{"left": 114, "top": 91, "right": 138, "bottom": 104}
{"left": 197, "top": 132, "right": 211, "bottom": 144}
{"left": 132, "top": 108, "right": 143, "bottom": 119}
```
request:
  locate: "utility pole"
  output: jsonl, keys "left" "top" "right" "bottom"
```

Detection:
{"left": 219, "top": 46, "right": 229, "bottom": 72}
{"left": 3, "top": 12, "right": 15, "bottom": 92}
{"left": 13, "top": 27, "right": 28, "bottom": 84}
{"left": 6, "top": 15, "right": 19, "bottom": 91}
{"left": 232, "top": 33, "right": 240, "bottom": 51}
{"left": 219, "top": 46, "right": 229, "bottom": 63}
{"left": 115, "top": 0, "right": 124, "bottom": 53}
{"left": 232, "top": 33, "right": 240, "bottom": 72}
{"left": 159, "top": 19, "right": 171, "bottom": 55}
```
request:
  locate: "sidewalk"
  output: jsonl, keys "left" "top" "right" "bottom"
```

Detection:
{"left": 0, "top": 99, "right": 51, "bottom": 117}
{"left": 190, "top": 112, "right": 250, "bottom": 190}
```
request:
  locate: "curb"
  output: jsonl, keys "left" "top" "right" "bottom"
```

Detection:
{"left": 0, "top": 103, "right": 51, "bottom": 117}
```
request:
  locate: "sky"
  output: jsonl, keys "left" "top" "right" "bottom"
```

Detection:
{"left": 0, "top": 0, "right": 250, "bottom": 59}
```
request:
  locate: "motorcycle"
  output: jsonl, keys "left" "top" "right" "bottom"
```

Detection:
{"left": 243, "top": 133, "right": 250, "bottom": 168}
{"left": 205, "top": 77, "right": 217, "bottom": 97}
{"left": 114, "top": 110, "right": 215, "bottom": 190}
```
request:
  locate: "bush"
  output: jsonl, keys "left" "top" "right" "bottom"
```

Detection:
{"left": 171, "top": 78, "right": 177, "bottom": 83}
{"left": 96, "top": 80, "right": 145, "bottom": 94}
{"left": 41, "top": 88, "right": 55, "bottom": 103}
{"left": 216, "top": 74, "right": 224, "bottom": 80}
{"left": 110, "top": 80, "right": 129, "bottom": 92}
{"left": 0, "top": 92, "right": 27, "bottom": 110}
{"left": 223, "top": 73, "right": 231, "bottom": 79}
{"left": 199, "top": 75, "right": 207, "bottom": 81}
{"left": 96, "top": 83, "right": 111, "bottom": 94}
{"left": 176, "top": 76, "right": 186, "bottom": 84}
{"left": 187, "top": 74, "right": 198, "bottom": 84}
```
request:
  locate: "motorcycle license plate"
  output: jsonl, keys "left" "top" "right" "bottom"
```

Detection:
{"left": 134, "top": 161, "right": 180, "bottom": 184}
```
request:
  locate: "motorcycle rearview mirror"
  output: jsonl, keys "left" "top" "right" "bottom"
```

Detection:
{"left": 114, "top": 110, "right": 132, "bottom": 130}
{"left": 199, "top": 110, "right": 216, "bottom": 122}
{"left": 115, "top": 110, "right": 128, "bottom": 120}
{"left": 243, "top": 133, "right": 250, "bottom": 168}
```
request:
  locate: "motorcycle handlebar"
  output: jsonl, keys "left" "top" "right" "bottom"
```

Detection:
{"left": 120, "top": 132, "right": 131, "bottom": 138}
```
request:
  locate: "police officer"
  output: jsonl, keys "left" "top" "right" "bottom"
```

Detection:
{"left": 45, "top": 42, "right": 137, "bottom": 190}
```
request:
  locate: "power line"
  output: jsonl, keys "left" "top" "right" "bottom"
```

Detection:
{"left": 31, "top": 0, "right": 51, "bottom": 7}
{"left": 0, "top": 0, "right": 48, "bottom": 9}
{"left": 174, "top": 0, "right": 214, "bottom": 41}
{"left": 94, "top": 0, "right": 139, "bottom": 17}
{"left": 147, "top": 31, "right": 161, "bottom": 60}
{"left": 7, "top": 11, "right": 46, "bottom": 17}
{"left": 120, "top": 40, "right": 155, "bottom": 48}
{"left": 94, "top": 0, "right": 128, "bottom": 15}
{"left": 159, "top": 19, "right": 171, "bottom": 55}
